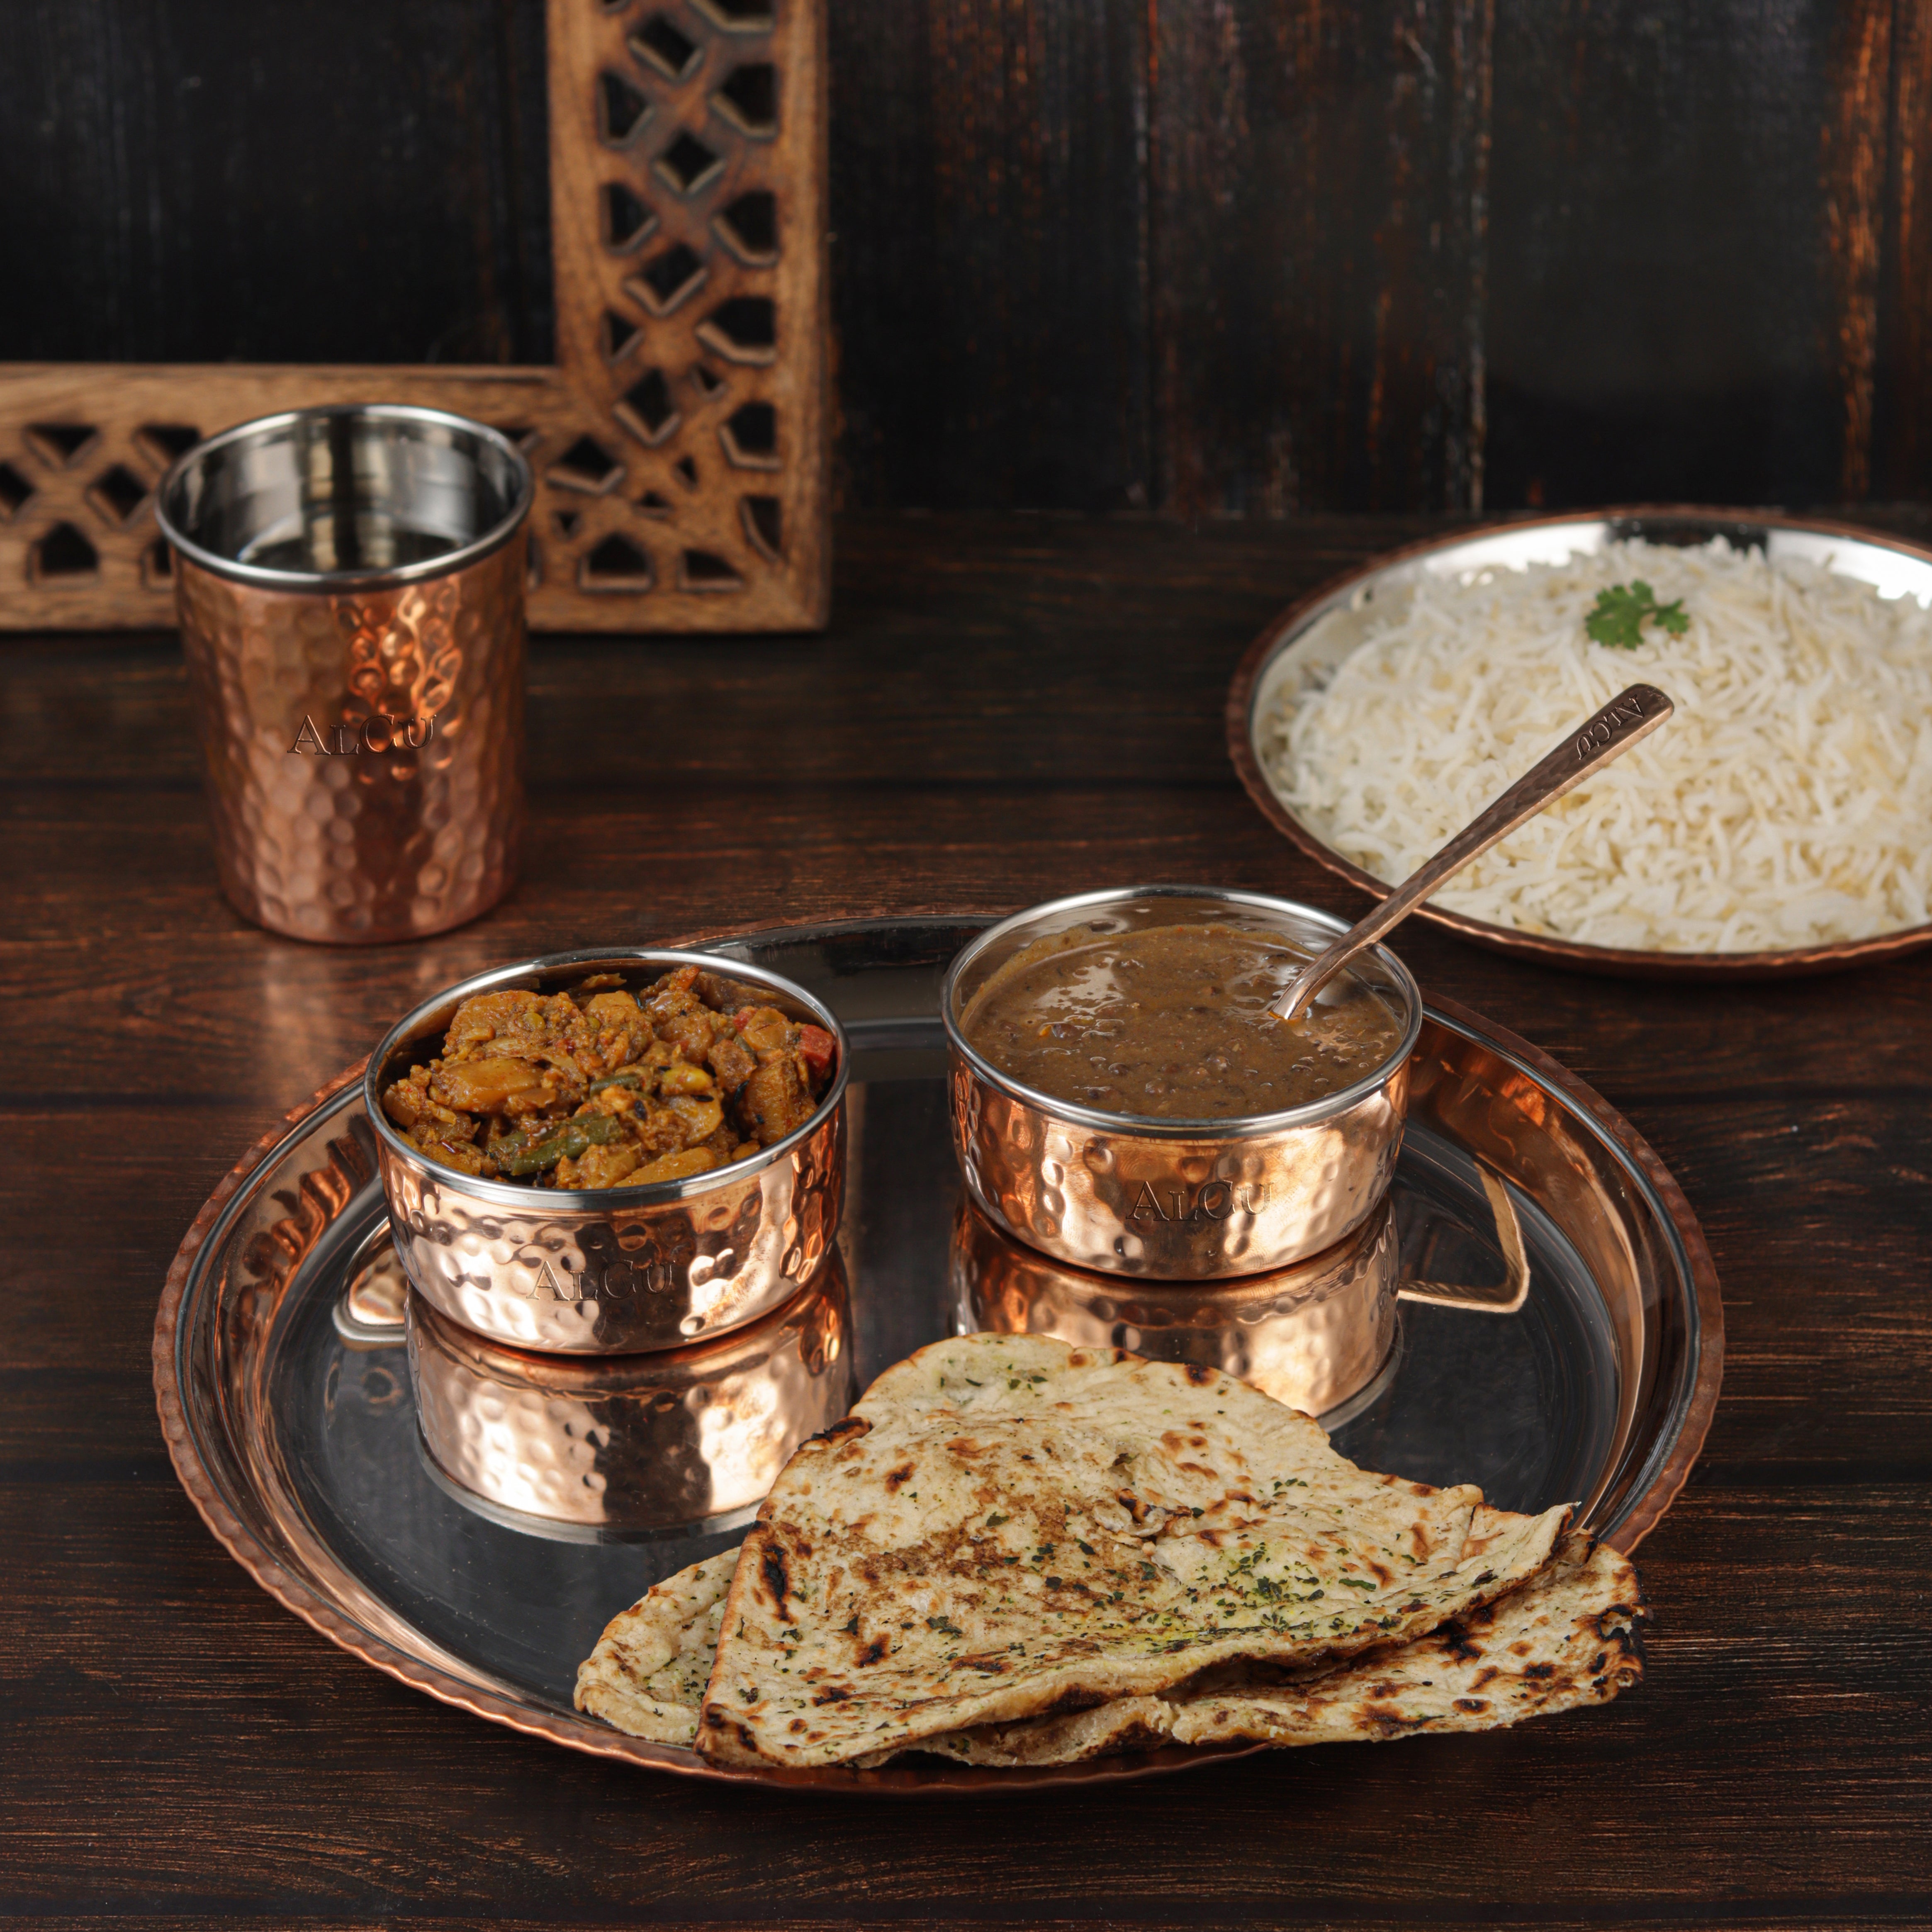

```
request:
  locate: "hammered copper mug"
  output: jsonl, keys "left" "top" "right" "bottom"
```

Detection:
{"left": 156, "top": 406, "right": 533, "bottom": 944}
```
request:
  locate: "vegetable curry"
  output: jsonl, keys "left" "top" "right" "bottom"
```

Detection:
{"left": 382, "top": 966, "right": 837, "bottom": 1190}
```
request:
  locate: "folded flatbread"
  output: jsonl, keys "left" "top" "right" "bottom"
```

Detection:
{"left": 576, "top": 1530, "right": 1643, "bottom": 1766}
{"left": 908, "top": 1531, "right": 1644, "bottom": 1764}
{"left": 575, "top": 1548, "right": 736, "bottom": 1746}
{"left": 687, "top": 1335, "right": 1572, "bottom": 1769}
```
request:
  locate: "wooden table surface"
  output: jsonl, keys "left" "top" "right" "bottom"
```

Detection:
{"left": 4, "top": 513, "right": 1929, "bottom": 1929}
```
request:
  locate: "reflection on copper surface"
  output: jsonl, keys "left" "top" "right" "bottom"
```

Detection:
{"left": 175, "top": 538, "right": 525, "bottom": 945}
{"left": 951, "top": 1196, "right": 1401, "bottom": 1419}
{"left": 223, "top": 1110, "right": 378, "bottom": 1414}
{"left": 408, "top": 1246, "right": 853, "bottom": 1536}
{"left": 334, "top": 1225, "right": 411, "bottom": 1345}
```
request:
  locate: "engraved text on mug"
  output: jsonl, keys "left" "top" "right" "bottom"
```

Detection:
{"left": 290, "top": 711, "right": 439, "bottom": 756}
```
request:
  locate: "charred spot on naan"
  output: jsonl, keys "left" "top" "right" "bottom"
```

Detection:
{"left": 803, "top": 1415, "right": 871, "bottom": 1453}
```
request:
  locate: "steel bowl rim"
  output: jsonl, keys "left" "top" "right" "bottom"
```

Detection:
{"left": 156, "top": 402, "right": 536, "bottom": 594}
{"left": 1226, "top": 504, "right": 1932, "bottom": 979}
{"left": 939, "top": 883, "right": 1424, "bottom": 1140}
{"left": 364, "top": 945, "right": 851, "bottom": 1209}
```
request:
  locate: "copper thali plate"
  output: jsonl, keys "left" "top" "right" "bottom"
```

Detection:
{"left": 154, "top": 914, "right": 1722, "bottom": 1796}
{"left": 1228, "top": 506, "right": 1932, "bottom": 979}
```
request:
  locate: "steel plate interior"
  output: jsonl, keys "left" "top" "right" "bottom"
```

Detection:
{"left": 155, "top": 916, "right": 1722, "bottom": 1793}
{"left": 1227, "top": 506, "right": 1932, "bottom": 978}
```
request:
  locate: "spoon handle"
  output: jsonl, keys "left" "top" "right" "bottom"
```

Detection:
{"left": 1271, "top": 682, "right": 1675, "bottom": 1021}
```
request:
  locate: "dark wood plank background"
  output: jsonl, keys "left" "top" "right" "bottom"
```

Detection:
{"left": 3, "top": 512, "right": 1930, "bottom": 1925}
{"left": 8, "top": 0, "right": 1932, "bottom": 515}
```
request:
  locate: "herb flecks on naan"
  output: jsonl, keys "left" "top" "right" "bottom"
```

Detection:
{"left": 939, "top": 1531, "right": 1643, "bottom": 1766}
{"left": 695, "top": 1336, "right": 1571, "bottom": 1769}
{"left": 577, "top": 1531, "right": 1641, "bottom": 1768}
{"left": 574, "top": 1548, "right": 737, "bottom": 1746}
{"left": 1171, "top": 1532, "right": 1643, "bottom": 1749}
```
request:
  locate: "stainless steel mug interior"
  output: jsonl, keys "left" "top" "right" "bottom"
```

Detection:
{"left": 942, "top": 886, "right": 1423, "bottom": 1279}
{"left": 156, "top": 406, "right": 533, "bottom": 944}
{"left": 366, "top": 948, "right": 849, "bottom": 1355}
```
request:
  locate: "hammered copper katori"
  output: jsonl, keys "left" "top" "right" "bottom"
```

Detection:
{"left": 941, "top": 886, "right": 1423, "bottom": 1280}
{"left": 156, "top": 405, "right": 532, "bottom": 944}
{"left": 365, "top": 948, "right": 850, "bottom": 1357}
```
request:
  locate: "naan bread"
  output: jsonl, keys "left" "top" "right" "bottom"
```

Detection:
{"left": 695, "top": 1335, "right": 1572, "bottom": 1769}
{"left": 574, "top": 1547, "right": 737, "bottom": 1746}
{"left": 1170, "top": 1531, "right": 1644, "bottom": 1747}
{"left": 576, "top": 1531, "right": 1641, "bottom": 1767}
{"left": 915, "top": 1531, "right": 1643, "bottom": 1764}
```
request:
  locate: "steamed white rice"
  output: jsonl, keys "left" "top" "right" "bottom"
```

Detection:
{"left": 1260, "top": 538, "right": 1932, "bottom": 952}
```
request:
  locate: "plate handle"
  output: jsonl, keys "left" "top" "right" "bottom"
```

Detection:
{"left": 1395, "top": 1166, "right": 1529, "bottom": 1315}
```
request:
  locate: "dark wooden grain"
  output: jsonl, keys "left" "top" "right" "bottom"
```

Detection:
{"left": 12, "top": 3, "right": 1932, "bottom": 516}
{"left": 827, "top": 0, "right": 1153, "bottom": 511}
{"left": 1873, "top": 2, "right": 1932, "bottom": 500}
{"left": 0, "top": 0, "right": 552, "bottom": 367}
{"left": 2, "top": 511, "right": 1930, "bottom": 1926}
{"left": 1485, "top": 0, "right": 1848, "bottom": 510}
{"left": 1151, "top": 0, "right": 1493, "bottom": 516}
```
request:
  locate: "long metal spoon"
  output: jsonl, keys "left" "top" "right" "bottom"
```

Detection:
{"left": 1270, "top": 682, "right": 1675, "bottom": 1022}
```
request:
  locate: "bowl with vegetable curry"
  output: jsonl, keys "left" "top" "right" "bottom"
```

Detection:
{"left": 366, "top": 949, "right": 847, "bottom": 1353}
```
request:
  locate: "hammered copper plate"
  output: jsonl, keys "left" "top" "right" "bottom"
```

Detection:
{"left": 1228, "top": 506, "right": 1932, "bottom": 979}
{"left": 153, "top": 915, "right": 1722, "bottom": 1795}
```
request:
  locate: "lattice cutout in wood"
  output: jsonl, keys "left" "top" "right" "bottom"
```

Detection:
{"left": 0, "top": 0, "right": 828, "bottom": 632}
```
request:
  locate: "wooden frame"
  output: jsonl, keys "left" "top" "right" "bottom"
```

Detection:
{"left": 0, "top": 0, "right": 828, "bottom": 632}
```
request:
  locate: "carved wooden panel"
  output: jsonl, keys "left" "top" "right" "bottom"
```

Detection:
{"left": 0, "top": 0, "right": 827, "bottom": 632}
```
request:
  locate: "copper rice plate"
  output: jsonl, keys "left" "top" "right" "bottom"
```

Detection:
{"left": 1228, "top": 507, "right": 1932, "bottom": 979}
{"left": 154, "top": 915, "right": 1721, "bottom": 1796}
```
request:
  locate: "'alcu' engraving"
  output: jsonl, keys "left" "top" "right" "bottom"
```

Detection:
{"left": 290, "top": 711, "right": 438, "bottom": 756}
{"left": 524, "top": 1259, "right": 586, "bottom": 1303}
{"left": 520, "top": 1257, "right": 681, "bottom": 1301}
{"left": 1573, "top": 692, "right": 1644, "bottom": 761}
{"left": 1128, "top": 1179, "right": 1264, "bottom": 1224}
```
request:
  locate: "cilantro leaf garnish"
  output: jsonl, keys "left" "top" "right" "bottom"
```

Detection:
{"left": 1585, "top": 580, "right": 1689, "bottom": 650}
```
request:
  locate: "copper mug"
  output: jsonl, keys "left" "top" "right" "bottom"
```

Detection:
{"left": 156, "top": 406, "right": 533, "bottom": 944}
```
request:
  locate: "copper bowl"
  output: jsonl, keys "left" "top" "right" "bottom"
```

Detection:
{"left": 941, "top": 886, "right": 1423, "bottom": 1280}
{"left": 366, "top": 948, "right": 848, "bottom": 1355}
{"left": 406, "top": 1248, "right": 853, "bottom": 1540}
{"left": 952, "top": 1195, "right": 1402, "bottom": 1421}
{"left": 1228, "top": 506, "right": 1932, "bottom": 980}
